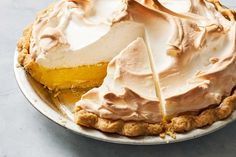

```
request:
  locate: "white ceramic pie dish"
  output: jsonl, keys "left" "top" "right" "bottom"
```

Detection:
{"left": 14, "top": 50, "right": 236, "bottom": 145}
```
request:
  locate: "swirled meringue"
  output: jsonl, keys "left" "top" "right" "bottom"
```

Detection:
{"left": 30, "top": 0, "right": 144, "bottom": 68}
{"left": 148, "top": 0, "right": 236, "bottom": 117}
{"left": 77, "top": 0, "right": 236, "bottom": 122}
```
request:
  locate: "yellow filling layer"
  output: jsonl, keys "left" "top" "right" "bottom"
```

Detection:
{"left": 25, "top": 61, "right": 108, "bottom": 90}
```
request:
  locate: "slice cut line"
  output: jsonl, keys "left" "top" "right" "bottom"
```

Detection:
{"left": 143, "top": 31, "right": 167, "bottom": 121}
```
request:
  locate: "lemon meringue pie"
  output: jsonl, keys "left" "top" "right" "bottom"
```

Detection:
{"left": 18, "top": 0, "right": 236, "bottom": 137}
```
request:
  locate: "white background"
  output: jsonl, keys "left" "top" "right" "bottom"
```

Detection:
{"left": 0, "top": 0, "right": 236, "bottom": 156}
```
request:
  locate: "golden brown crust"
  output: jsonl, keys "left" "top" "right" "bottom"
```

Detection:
{"left": 74, "top": 107, "right": 164, "bottom": 136}
{"left": 17, "top": 24, "right": 32, "bottom": 67}
{"left": 168, "top": 90, "right": 236, "bottom": 133}
{"left": 74, "top": 90, "right": 236, "bottom": 137}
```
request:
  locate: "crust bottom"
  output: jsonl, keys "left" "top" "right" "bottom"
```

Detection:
{"left": 74, "top": 90, "right": 236, "bottom": 137}
{"left": 74, "top": 108, "right": 164, "bottom": 137}
{"left": 168, "top": 90, "right": 236, "bottom": 133}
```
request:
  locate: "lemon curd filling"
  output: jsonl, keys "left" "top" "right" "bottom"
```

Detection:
{"left": 25, "top": 61, "right": 108, "bottom": 90}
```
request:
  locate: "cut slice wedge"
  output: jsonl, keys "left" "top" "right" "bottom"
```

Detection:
{"left": 143, "top": 31, "right": 167, "bottom": 120}
{"left": 76, "top": 37, "right": 163, "bottom": 123}
{"left": 75, "top": 37, "right": 164, "bottom": 136}
{"left": 128, "top": 0, "right": 174, "bottom": 119}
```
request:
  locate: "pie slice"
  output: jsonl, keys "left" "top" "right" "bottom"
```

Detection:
{"left": 75, "top": 38, "right": 164, "bottom": 136}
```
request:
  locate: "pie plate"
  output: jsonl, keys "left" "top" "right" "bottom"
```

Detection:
{"left": 14, "top": 50, "right": 236, "bottom": 145}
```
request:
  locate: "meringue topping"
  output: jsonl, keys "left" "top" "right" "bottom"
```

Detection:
{"left": 76, "top": 38, "right": 162, "bottom": 123}
{"left": 30, "top": 0, "right": 144, "bottom": 68}
{"left": 77, "top": 0, "right": 236, "bottom": 122}
{"left": 159, "top": 0, "right": 191, "bottom": 13}
{"left": 130, "top": 0, "right": 236, "bottom": 117}
{"left": 28, "top": 0, "right": 236, "bottom": 122}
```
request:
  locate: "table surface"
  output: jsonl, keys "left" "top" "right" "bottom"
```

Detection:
{"left": 1, "top": 0, "right": 236, "bottom": 157}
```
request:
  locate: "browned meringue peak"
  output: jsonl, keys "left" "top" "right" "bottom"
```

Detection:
{"left": 128, "top": 0, "right": 236, "bottom": 117}
{"left": 158, "top": 0, "right": 191, "bottom": 13}
{"left": 30, "top": 0, "right": 145, "bottom": 68}
{"left": 76, "top": 38, "right": 163, "bottom": 123}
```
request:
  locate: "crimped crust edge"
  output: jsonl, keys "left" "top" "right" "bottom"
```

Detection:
{"left": 74, "top": 90, "right": 236, "bottom": 137}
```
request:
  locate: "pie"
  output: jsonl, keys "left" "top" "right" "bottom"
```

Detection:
{"left": 17, "top": 0, "right": 236, "bottom": 137}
